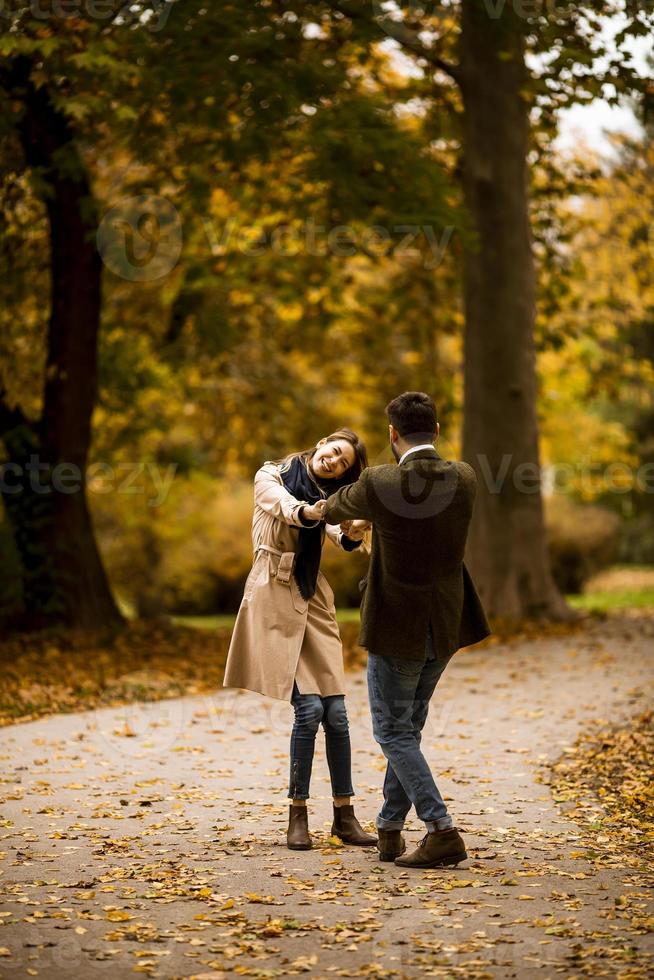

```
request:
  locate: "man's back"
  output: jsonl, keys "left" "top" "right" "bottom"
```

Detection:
{"left": 365, "top": 451, "right": 476, "bottom": 582}
{"left": 324, "top": 448, "right": 490, "bottom": 661}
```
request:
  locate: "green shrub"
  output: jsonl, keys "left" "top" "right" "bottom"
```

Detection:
{"left": 618, "top": 515, "right": 654, "bottom": 565}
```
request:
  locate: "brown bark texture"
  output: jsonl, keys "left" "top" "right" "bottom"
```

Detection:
{"left": 1, "top": 57, "right": 123, "bottom": 630}
{"left": 459, "top": 3, "right": 569, "bottom": 619}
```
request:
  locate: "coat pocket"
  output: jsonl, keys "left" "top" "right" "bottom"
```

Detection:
{"left": 242, "top": 556, "right": 268, "bottom": 602}
{"left": 318, "top": 570, "right": 336, "bottom": 611}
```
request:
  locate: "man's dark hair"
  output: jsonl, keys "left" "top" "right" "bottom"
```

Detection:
{"left": 385, "top": 391, "right": 438, "bottom": 442}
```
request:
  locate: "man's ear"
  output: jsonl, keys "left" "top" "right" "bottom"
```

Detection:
{"left": 389, "top": 424, "right": 399, "bottom": 443}
{"left": 435, "top": 423, "right": 440, "bottom": 439}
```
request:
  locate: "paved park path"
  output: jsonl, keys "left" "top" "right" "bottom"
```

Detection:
{"left": 1, "top": 615, "right": 653, "bottom": 979}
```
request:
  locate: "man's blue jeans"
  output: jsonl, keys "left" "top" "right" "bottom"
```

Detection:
{"left": 367, "top": 625, "right": 453, "bottom": 832}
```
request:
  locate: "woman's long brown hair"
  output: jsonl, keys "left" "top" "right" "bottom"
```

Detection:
{"left": 275, "top": 428, "right": 368, "bottom": 493}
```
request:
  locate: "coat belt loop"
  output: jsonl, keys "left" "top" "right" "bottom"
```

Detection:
{"left": 255, "top": 544, "right": 284, "bottom": 558}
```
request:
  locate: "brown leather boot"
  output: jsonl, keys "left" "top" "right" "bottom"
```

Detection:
{"left": 394, "top": 827, "right": 467, "bottom": 868}
{"left": 377, "top": 829, "right": 406, "bottom": 862}
{"left": 331, "top": 804, "right": 377, "bottom": 846}
{"left": 287, "top": 804, "right": 312, "bottom": 850}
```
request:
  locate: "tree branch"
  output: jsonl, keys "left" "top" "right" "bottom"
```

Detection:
{"left": 416, "top": 48, "right": 462, "bottom": 87}
{"left": 329, "top": 2, "right": 462, "bottom": 88}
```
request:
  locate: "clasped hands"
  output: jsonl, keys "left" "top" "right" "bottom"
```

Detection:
{"left": 301, "top": 500, "right": 371, "bottom": 540}
{"left": 339, "top": 519, "right": 371, "bottom": 541}
{"left": 302, "top": 499, "right": 328, "bottom": 522}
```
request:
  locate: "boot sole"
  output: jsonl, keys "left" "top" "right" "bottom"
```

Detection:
{"left": 331, "top": 828, "right": 377, "bottom": 847}
{"left": 378, "top": 849, "right": 406, "bottom": 862}
{"left": 395, "top": 849, "right": 467, "bottom": 868}
{"left": 287, "top": 841, "right": 312, "bottom": 850}
{"left": 332, "top": 836, "right": 377, "bottom": 847}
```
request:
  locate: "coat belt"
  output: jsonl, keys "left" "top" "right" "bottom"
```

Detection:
{"left": 255, "top": 544, "right": 284, "bottom": 558}
{"left": 255, "top": 544, "right": 296, "bottom": 586}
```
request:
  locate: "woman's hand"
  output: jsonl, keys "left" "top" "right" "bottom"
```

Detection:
{"left": 302, "top": 499, "right": 327, "bottom": 522}
{"left": 340, "top": 519, "right": 371, "bottom": 540}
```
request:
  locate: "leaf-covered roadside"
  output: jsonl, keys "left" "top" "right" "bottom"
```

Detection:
{"left": 0, "top": 621, "right": 368, "bottom": 728}
{"left": 0, "top": 615, "right": 588, "bottom": 729}
{"left": 548, "top": 709, "right": 654, "bottom": 876}
{"left": 0, "top": 614, "right": 651, "bottom": 977}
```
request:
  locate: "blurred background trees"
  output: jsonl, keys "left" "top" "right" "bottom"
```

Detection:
{"left": 1, "top": 2, "right": 653, "bottom": 627}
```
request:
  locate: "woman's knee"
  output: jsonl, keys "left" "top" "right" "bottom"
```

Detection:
{"left": 293, "top": 695, "right": 324, "bottom": 733}
{"left": 322, "top": 696, "right": 349, "bottom": 734}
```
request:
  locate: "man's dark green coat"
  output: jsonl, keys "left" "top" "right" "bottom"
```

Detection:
{"left": 324, "top": 448, "right": 491, "bottom": 661}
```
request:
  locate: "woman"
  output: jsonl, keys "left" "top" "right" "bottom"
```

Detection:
{"left": 223, "top": 429, "right": 376, "bottom": 851}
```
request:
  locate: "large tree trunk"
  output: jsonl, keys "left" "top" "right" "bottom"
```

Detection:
{"left": 459, "top": 3, "right": 569, "bottom": 619}
{"left": 0, "top": 57, "right": 123, "bottom": 630}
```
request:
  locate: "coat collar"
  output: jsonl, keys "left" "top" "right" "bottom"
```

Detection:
{"left": 398, "top": 446, "right": 441, "bottom": 467}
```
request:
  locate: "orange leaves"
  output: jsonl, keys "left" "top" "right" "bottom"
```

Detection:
{"left": 0, "top": 620, "right": 229, "bottom": 728}
{"left": 105, "top": 908, "right": 135, "bottom": 922}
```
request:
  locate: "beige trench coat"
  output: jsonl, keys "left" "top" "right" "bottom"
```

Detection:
{"left": 223, "top": 461, "right": 356, "bottom": 701}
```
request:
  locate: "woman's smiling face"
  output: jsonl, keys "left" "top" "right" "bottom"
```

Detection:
{"left": 310, "top": 439, "right": 356, "bottom": 480}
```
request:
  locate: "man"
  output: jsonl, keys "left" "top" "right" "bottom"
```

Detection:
{"left": 323, "top": 392, "right": 491, "bottom": 869}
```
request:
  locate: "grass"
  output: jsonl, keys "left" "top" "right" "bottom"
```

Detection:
{"left": 172, "top": 613, "right": 238, "bottom": 631}
{"left": 171, "top": 576, "right": 654, "bottom": 633}
{"left": 172, "top": 607, "right": 363, "bottom": 631}
{"left": 173, "top": 590, "right": 654, "bottom": 633}
{"left": 566, "top": 587, "right": 654, "bottom": 612}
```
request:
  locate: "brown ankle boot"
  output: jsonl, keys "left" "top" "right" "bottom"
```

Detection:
{"left": 394, "top": 827, "right": 467, "bottom": 868}
{"left": 377, "top": 829, "right": 406, "bottom": 862}
{"left": 331, "top": 804, "right": 377, "bottom": 846}
{"left": 287, "top": 804, "right": 312, "bottom": 850}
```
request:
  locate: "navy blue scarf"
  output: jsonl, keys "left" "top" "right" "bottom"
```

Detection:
{"left": 280, "top": 455, "right": 325, "bottom": 600}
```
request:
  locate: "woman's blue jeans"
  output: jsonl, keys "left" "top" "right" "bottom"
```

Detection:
{"left": 288, "top": 683, "right": 355, "bottom": 800}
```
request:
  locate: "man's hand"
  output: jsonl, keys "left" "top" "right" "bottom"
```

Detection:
{"left": 303, "top": 499, "right": 327, "bottom": 522}
{"left": 340, "top": 519, "right": 371, "bottom": 541}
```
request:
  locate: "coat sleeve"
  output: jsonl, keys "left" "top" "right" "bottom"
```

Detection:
{"left": 324, "top": 469, "right": 372, "bottom": 523}
{"left": 254, "top": 464, "right": 312, "bottom": 527}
